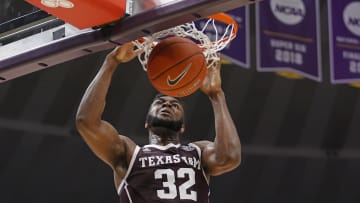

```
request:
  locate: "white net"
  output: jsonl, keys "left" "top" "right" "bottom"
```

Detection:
{"left": 134, "top": 17, "right": 236, "bottom": 71}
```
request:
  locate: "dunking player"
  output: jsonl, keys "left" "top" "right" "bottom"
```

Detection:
{"left": 75, "top": 42, "right": 241, "bottom": 202}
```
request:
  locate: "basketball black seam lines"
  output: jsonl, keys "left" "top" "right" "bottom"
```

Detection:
{"left": 150, "top": 52, "right": 204, "bottom": 81}
{"left": 156, "top": 57, "right": 206, "bottom": 91}
{"left": 149, "top": 41, "right": 192, "bottom": 60}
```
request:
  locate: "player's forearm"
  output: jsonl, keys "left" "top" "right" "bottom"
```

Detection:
{"left": 209, "top": 90, "right": 241, "bottom": 167}
{"left": 76, "top": 57, "right": 118, "bottom": 126}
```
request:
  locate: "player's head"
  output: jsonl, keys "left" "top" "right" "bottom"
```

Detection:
{"left": 145, "top": 94, "right": 185, "bottom": 133}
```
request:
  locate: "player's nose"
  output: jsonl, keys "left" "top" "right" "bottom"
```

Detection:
{"left": 161, "top": 100, "right": 172, "bottom": 107}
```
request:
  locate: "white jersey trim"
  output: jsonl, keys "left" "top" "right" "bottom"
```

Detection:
{"left": 189, "top": 143, "right": 210, "bottom": 185}
{"left": 124, "top": 183, "right": 133, "bottom": 203}
{"left": 117, "top": 145, "right": 141, "bottom": 194}
{"left": 143, "top": 143, "right": 181, "bottom": 150}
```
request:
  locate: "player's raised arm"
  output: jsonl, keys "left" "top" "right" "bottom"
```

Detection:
{"left": 194, "top": 61, "right": 241, "bottom": 176}
{"left": 75, "top": 43, "right": 141, "bottom": 170}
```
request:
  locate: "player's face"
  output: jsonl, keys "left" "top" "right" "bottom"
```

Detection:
{"left": 146, "top": 96, "right": 184, "bottom": 131}
{"left": 149, "top": 96, "right": 184, "bottom": 121}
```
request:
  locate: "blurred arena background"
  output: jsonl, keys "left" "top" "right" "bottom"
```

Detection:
{"left": 1, "top": 0, "right": 360, "bottom": 203}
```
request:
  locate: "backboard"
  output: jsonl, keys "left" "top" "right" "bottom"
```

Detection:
{"left": 0, "top": 0, "right": 261, "bottom": 82}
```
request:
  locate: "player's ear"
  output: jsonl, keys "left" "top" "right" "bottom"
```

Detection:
{"left": 180, "top": 124, "right": 185, "bottom": 133}
{"left": 145, "top": 122, "right": 148, "bottom": 129}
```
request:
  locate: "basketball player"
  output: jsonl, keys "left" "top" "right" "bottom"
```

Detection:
{"left": 76, "top": 42, "right": 241, "bottom": 202}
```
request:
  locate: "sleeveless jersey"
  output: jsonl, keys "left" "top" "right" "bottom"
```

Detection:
{"left": 118, "top": 143, "right": 209, "bottom": 203}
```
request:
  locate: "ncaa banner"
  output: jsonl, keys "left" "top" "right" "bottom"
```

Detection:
{"left": 221, "top": 7, "right": 250, "bottom": 68}
{"left": 195, "top": 7, "right": 250, "bottom": 68}
{"left": 256, "top": 0, "right": 322, "bottom": 81}
{"left": 329, "top": 0, "right": 360, "bottom": 84}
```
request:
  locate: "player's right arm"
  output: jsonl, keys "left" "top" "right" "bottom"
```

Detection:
{"left": 75, "top": 43, "right": 141, "bottom": 172}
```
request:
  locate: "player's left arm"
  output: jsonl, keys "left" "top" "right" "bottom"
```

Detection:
{"left": 193, "top": 61, "right": 241, "bottom": 176}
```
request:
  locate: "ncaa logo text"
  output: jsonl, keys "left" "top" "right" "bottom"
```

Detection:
{"left": 343, "top": 1, "right": 360, "bottom": 37}
{"left": 41, "top": 0, "right": 74, "bottom": 8}
{"left": 270, "top": 0, "right": 306, "bottom": 25}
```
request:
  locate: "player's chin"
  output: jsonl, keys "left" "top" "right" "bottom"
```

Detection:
{"left": 156, "top": 114, "right": 174, "bottom": 121}
{"left": 151, "top": 125, "right": 181, "bottom": 134}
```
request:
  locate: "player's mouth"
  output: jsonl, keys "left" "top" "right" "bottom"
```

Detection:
{"left": 158, "top": 108, "right": 172, "bottom": 117}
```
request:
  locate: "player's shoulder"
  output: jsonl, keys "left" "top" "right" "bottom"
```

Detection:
{"left": 118, "top": 134, "right": 137, "bottom": 153}
{"left": 191, "top": 140, "right": 213, "bottom": 151}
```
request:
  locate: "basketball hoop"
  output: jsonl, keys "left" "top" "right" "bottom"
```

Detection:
{"left": 134, "top": 13, "right": 238, "bottom": 71}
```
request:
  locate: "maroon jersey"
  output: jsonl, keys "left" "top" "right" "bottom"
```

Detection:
{"left": 118, "top": 143, "right": 209, "bottom": 203}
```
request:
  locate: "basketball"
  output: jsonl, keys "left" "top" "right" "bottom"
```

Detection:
{"left": 146, "top": 37, "right": 207, "bottom": 97}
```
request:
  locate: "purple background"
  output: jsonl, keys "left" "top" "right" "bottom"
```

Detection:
{"left": 257, "top": 0, "right": 321, "bottom": 81}
{"left": 195, "top": 7, "right": 249, "bottom": 68}
{"left": 330, "top": 0, "right": 360, "bottom": 83}
{"left": 221, "top": 7, "right": 249, "bottom": 68}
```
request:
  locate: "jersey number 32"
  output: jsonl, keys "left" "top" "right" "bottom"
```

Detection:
{"left": 155, "top": 168, "right": 197, "bottom": 201}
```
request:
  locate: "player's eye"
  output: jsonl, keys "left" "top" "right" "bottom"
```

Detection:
{"left": 154, "top": 99, "right": 164, "bottom": 104}
{"left": 172, "top": 103, "right": 180, "bottom": 109}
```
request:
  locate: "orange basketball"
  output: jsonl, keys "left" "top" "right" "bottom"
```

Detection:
{"left": 147, "top": 37, "right": 207, "bottom": 97}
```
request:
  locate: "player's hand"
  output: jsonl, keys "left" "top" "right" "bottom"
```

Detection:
{"left": 200, "top": 60, "right": 222, "bottom": 96}
{"left": 107, "top": 42, "right": 143, "bottom": 64}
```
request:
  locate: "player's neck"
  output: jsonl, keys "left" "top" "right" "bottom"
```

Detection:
{"left": 149, "top": 127, "right": 180, "bottom": 146}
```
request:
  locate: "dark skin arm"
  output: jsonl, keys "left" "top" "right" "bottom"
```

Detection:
{"left": 75, "top": 43, "right": 141, "bottom": 187}
{"left": 193, "top": 61, "right": 241, "bottom": 176}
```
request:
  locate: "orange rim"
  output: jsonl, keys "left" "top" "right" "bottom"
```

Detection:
{"left": 207, "top": 12, "right": 238, "bottom": 40}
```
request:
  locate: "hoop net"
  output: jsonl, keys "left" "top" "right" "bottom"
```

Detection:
{"left": 134, "top": 13, "right": 238, "bottom": 71}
